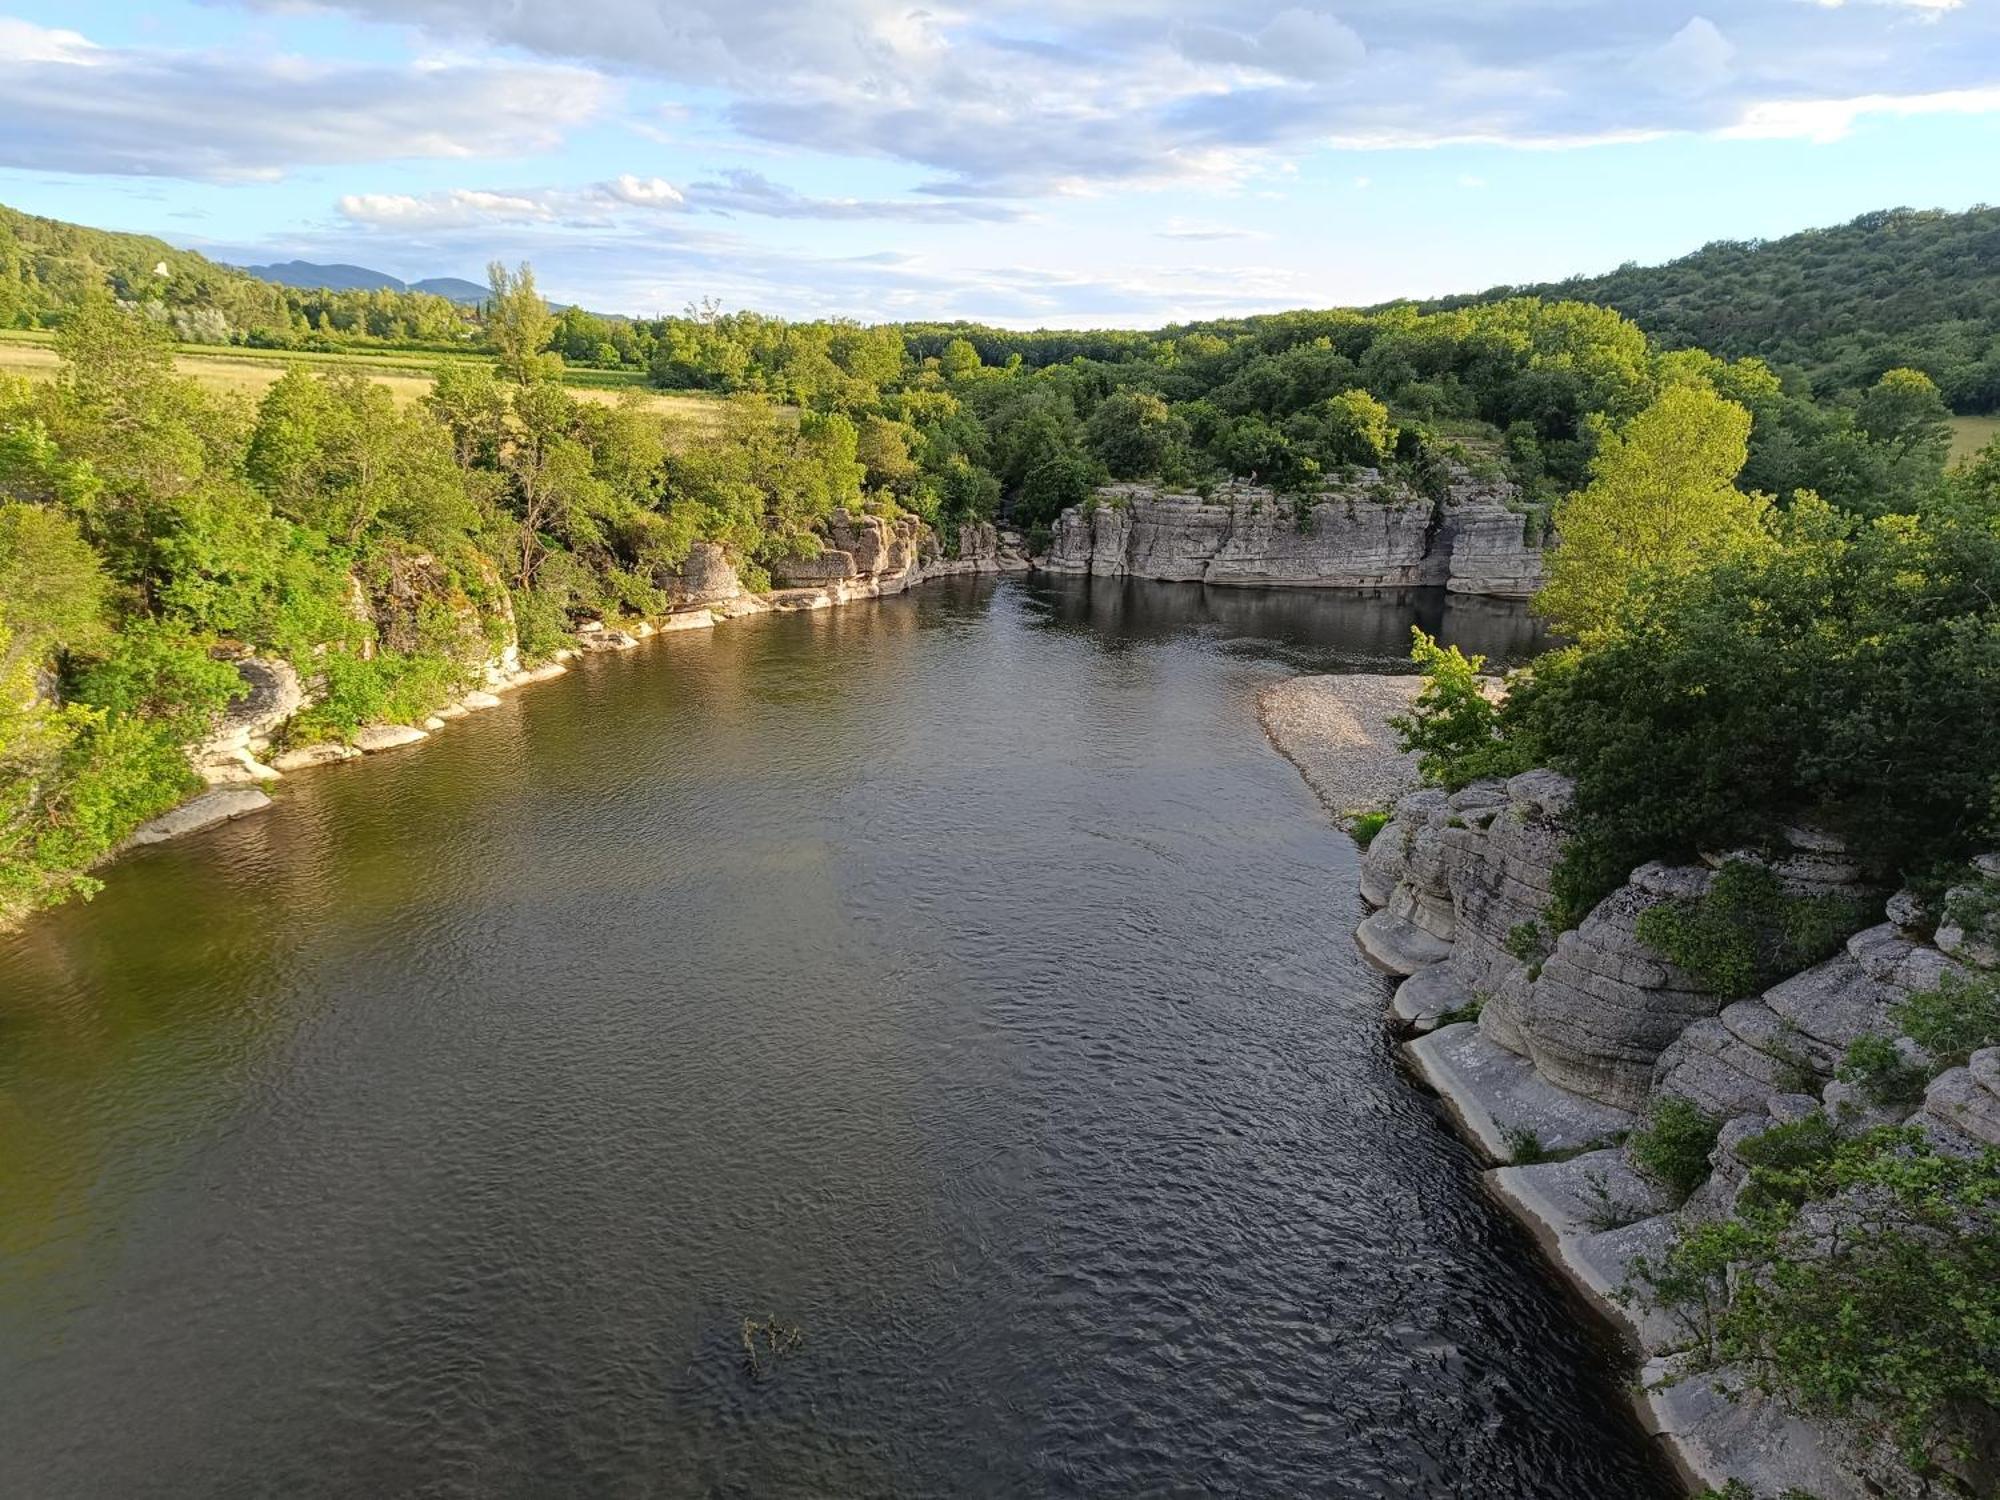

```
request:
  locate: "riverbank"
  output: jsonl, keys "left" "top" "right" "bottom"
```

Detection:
{"left": 12, "top": 526, "right": 1039, "bottom": 936}
{"left": 1255, "top": 674, "right": 1423, "bottom": 827}
{"left": 1256, "top": 674, "right": 1770, "bottom": 1495}
{"left": 1261, "top": 672, "right": 1999, "bottom": 1500}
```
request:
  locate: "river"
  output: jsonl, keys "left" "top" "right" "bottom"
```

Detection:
{"left": 0, "top": 577, "right": 1674, "bottom": 1498}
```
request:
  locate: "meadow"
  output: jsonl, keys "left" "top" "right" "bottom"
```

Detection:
{"left": 0, "top": 328, "right": 723, "bottom": 423}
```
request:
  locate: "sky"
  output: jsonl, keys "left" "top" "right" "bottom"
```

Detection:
{"left": 0, "top": 1, "right": 1996, "bottom": 326}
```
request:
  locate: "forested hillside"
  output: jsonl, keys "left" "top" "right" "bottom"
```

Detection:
{"left": 0, "top": 205, "right": 474, "bottom": 349}
{"left": 1432, "top": 207, "right": 2000, "bottom": 413}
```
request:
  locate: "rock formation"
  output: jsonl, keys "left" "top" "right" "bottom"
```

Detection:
{"left": 1353, "top": 768, "right": 1997, "bottom": 1497}
{"left": 1041, "top": 472, "right": 1545, "bottom": 598}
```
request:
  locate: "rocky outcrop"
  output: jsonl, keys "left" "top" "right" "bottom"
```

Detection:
{"left": 124, "top": 787, "right": 272, "bottom": 847}
{"left": 1041, "top": 473, "right": 1547, "bottom": 597}
{"left": 661, "top": 541, "right": 746, "bottom": 611}
{"left": 192, "top": 656, "right": 302, "bottom": 785}
{"left": 1429, "top": 479, "right": 1548, "bottom": 599}
{"left": 921, "top": 520, "right": 1033, "bottom": 577}
{"left": 1344, "top": 756, "right": 1995, "bottom": 1498}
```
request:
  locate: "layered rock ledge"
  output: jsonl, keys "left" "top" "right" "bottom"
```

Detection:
{"left": 1261, "top": 692, "right": 1997, "bottom": 1498}
{"left": 1042, "top": 473, "right": 1545, "bottom": 598}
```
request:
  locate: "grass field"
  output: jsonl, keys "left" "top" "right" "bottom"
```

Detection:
{"left": 0, "top": 329, "right": 721, "bottom": 423}
{"left": 1949, "top": 414, "right": 2000, "bottom": 464}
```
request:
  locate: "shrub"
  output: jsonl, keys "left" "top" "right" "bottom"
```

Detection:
{"left": 1837, "top": 1033, "right": 1929, "bottom": 1109}
{"left": 1389, "top": 627, "right": 1531, "bottom": 790}
{"left": 1635, "top": 860, "right": 1865, "bottom": 999}
{"left": 1895, "top": 973, "right": 2000, "bottom": 1067}
{"left": 1627, "top": 1095, "right": 1721, "bottom": 1198}
{"left": 1348, "top": 809, "right": 1390, "bottom": 848}
{"left": 1638, "top": 1127, "right": 2000, "bottom": 1483}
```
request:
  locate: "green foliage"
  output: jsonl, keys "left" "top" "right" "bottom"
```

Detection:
{"left": 71, "top": 621, "right": 243, "bottom": 740}
{"left": 1437, "top": 206, "right": 2000, "bottom": 414}
{"left": 285, "top": 649, "right": 468, "bottom": 745}
{"left": 483, "top": 262, "right": 558, "bottom": 385}
{"left": 1504, "top": 920, "right": 1546, "bottom": 964}
{"left": 1634, "top": 860, "right": 1865, "bottom": 999}
{"left": 1895, "top": 973, "right": 2000, "bottom": 1067}
{"left": 1639, "top": 1126, "right": 2000, "bottom": 1485}
{"left": 1836, "top": 1033, "right": 1929, "bottom": 1109}
{"left": 1513, "top": 490, "right": 2000, "bottom": 924}
{"left": 1348, "top": 809, "right": 1390, "bottom": 848}
{"left": 1628, "top": 1096, "right": 1721, "bottom": 1198}
{"left": 1388, "top": 628, "right": 1532, "bottom": 790}
{"left": 1504, "top": 1127, "right": 1551, "bottom": 1165}
{"left": 1538, "top": 383, "right": 1766, "bottom": 644}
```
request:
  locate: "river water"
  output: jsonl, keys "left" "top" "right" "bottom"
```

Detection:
{"left": 0, "top": 578, "right": 1673, "bottom": 1498}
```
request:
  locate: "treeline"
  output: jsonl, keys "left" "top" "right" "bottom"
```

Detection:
{"left": 635, "top": 295, "right": 1961, "bottom": 528}
{"left": 1433, "top": 206, "right": 2000, "bottom": 413}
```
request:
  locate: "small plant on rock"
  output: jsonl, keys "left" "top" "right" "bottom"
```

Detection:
{"left": 1504, "top": 1127, "right": 1551, "bottom": 1165}
{"left": 1627, "top": 1095, "right": 1721, "bottom": 1200}
{"left": 1348, "top": 809, "right": 1390, "bottom": 848}
{"left": 1837, "top": 1033, "right": 1929, "bottom": 1110}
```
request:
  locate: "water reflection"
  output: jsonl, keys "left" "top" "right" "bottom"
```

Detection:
{"left": 1026, "top": 576, "right": 1550, "bottom": 668}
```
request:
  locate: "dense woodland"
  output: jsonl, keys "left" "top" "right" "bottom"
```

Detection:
{"left": 7, "top": 198, "right": 1997, "bottom": 418}
{"left": 1435, "top": 207, "right": 2000, "bottom": 413}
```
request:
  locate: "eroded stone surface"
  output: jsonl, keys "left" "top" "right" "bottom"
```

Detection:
{"left": 1040, "top": 474, "right": 1547, "bottom": 597}
{"left": 1640, "top": 1362, "right": 1872, "bottom": 1500}
{"left": 124, "top": 787, "right": 272, "bottom": 847}
{"left": 352, "top": 723, "right": 429, "bottom": 753}
{"left": 1402, "top": 1022, "right": 1635, "bottom": 1161}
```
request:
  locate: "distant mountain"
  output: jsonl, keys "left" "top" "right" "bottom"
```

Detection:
{"left": 237, "top": 260, "right": 487, "bottom": 306}
{"left": 408, "top": 276, "right": 489, "bottom": 305}
{"left": 238, "top": 260, "right": 405, "bottom": 293}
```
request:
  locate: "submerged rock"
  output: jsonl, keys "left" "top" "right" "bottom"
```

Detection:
{"left": 125, "top": 787, "right": 273, "bottom": 847}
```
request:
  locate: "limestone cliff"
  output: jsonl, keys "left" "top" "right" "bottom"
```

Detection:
{"left": 1357, "top": 773, "right": 1998, "bottom": 1498}
{"left": 1042, "top": 473, "right": 1545, "bottom": 598}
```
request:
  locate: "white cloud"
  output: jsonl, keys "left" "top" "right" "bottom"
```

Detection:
{"left": 1173, "top": 8, "right": 1366, "bottom": 81}
{"left": 0, "top": 18, "right": 99, "bottom": 66}
{"left": 335, "top": 170, "right": 1024, "bottom": 231}
{"left": 605, "top": 174, "right": 684, "bottom": 207}
{"left": 1724, "top": 83, "right": 2000, "bottom": 141}
{"left": 0, "top": 21, "right": 610, "bottom": 179}
{"left": 247, "top": 0, "right": 1998, "bottom": 199}
{"left": 1653, "top": 17, "right": 1737, "bottom": 97}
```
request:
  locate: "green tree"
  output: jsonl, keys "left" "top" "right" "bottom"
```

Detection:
{"left": 1856, "top": 367, "right": 1953, "bottom": 460}
{"left": 484, "top": 261, "right": 558, "bottom": 385}
{"left": 1539, "top": 384, "right": 1766, "bottom": 643}
{"left": 1085, "top": 389, "right": 1186, "bottom": 480}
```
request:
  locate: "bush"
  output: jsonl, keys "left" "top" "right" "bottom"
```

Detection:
{"left": 1638, "top": 1127, "right": 2000, "bottom": 1484}
{"left": 1628, "top": 1095, "right": 1721, "bottom": 1198}
{"left": 1389, "top": 628, "right": 1532, "bottom": 790}
{"left": 1513, "top": 493, "right": 2000, "bottom": 923}
{"left": 1635, "top": 860, "right": 1865, "bottom": 999}
{"left": 1896, "top": 973, "right": 2000, "bottom": 1067}
{"left": 1348, "top": 809, "right": 1389, "bottom": 847}
{"left": 1837, "top": 1032, "right": 1930, "bottom": 1109}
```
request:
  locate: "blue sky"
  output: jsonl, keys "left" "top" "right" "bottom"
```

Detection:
{"left": 1, "top": 0, "right": 1996, "bottom": 325}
